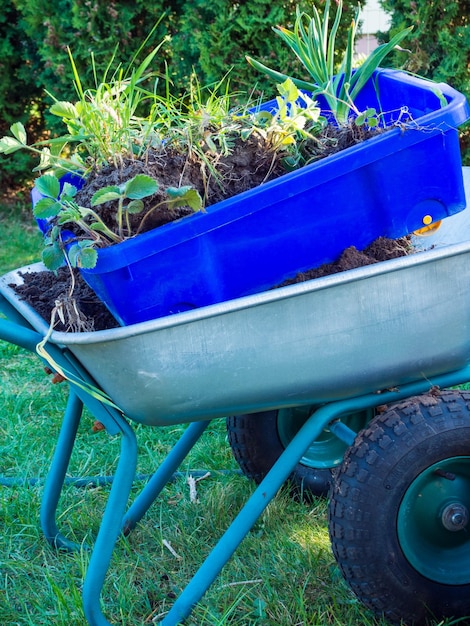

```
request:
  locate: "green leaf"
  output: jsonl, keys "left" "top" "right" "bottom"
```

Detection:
{"left": 57, "top": 206, "right": 81, "bottom": 224}
{"left": 431, "top": 87, "right": 448, "bottom": 109}
{"left": 32, "top": 147, "right": 53, "bottom": 172}
{"left": 89, "top": 222, "right": 111, "bottom": 233}
{"left": 254, "top": 110, "right": 273, "bottom": 125}
{"left": 10, "top": 122, "right": 27, "bottom": 144}
{"left": 0, "top": 136, "right": 23, "bottom": 154}
{"left": 49, "top": 101, "right": 78, "bottom": 119}
{"left": 66, "top": 243, "right": 81, "bottom": 268}
{"left": 124, "top": 174, "right": 159, "bottom": 200}
{"left": 281, "top": 154, "right": 301, "bottom": 170}
{"left": 61, "top": 182, "right": 78, "bottom": 198}
{"left": 76, "top": 246, "right": 98, "bottom": 269}
{"left": 42, "top": 243, "right": 65, "bottom": 271}
{"left": 126, "top": 199, "right": 145, "bottom": 214}
{"left": 91, "top": 187, "right": 122, "bottom": 206}
{"left": 166, "top": 186, "right": 203, "bottom": 211}
{"left": 204, "top": 135, "right": 218, "bottom": 153}
{"left": 348, "top": 26, "right": 413, "bottom": 102}
{"left": 33, "top": 197, "right": 61, "bottom": 219}
{"left": 246, "top": 56, "right": 314, "bottom": 93}
{"left": 67, "top": 241, "right": 98, "bottom": 269}
{"left": 35, "top": 174, "right": 61, "bottom": 199}
{"left": 277, "top": 78, "right": 299, "bottom": 103}
{"left": 355, "top": 112, "right": 366, "bottom": 126}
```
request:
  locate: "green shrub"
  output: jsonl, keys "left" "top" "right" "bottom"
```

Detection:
{"left": 0, "top": 1, "right": 44, "bottom": 187}
{"left": 1, "top": 0, "right": 358, "bottom": 187}
{"left": 379, "top": 0, "right": 470, "bottom": 163}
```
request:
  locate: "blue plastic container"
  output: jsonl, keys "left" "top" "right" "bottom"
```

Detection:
{"left": 35, "top": 69, "right": 470, "bottom": 325}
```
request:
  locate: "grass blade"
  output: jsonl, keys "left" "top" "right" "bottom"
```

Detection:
{"left": 348, "top": 26, "right": 414, "bottom": 101}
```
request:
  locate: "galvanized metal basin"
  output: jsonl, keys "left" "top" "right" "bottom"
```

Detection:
{"left": 2, "top": 225, "right": 470, "bottom": 426}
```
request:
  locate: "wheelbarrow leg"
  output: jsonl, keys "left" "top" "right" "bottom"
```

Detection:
{"left": 122, "top": 420, "right": 211, "bottom": 534}
{"left": 82, "top": 414, "right": 138, "bottom": 626}
{"left": 84, "top": 420, "right": 210, "bottom": 625}
{"left": 40, "top": 390, "right": 85, "bottom": 551}
{"left": 158, "top": 408, "right": 335, "bottom": 626}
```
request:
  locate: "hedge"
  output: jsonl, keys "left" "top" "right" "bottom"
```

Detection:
{"left": 1, "top": 0, "right": 360, "bottom": 186}
{"left": 379, "top": 0, "right": 470, "bottom": 162}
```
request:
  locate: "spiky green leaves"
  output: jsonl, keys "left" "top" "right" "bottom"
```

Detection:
{"left": 247, "top": 0, "right": 413, "bottom": 126}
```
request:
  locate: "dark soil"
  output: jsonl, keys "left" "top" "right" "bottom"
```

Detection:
{"left": 75, "top": 135, "right": 287, "bottom": 236}
{"left": 12, "top": 267, "right": 119, "bottom": 332}
{"left": 277, "top": 236, "right": 412, "bottom": 286}
{"left": 74, "top": 124, "right": 381, "bottom": 237}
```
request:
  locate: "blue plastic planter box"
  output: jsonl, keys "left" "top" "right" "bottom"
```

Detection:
{"left": 33, "top": 69, "right": 470, "bottom": 326}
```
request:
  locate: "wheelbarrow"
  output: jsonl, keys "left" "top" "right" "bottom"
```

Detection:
{"left": 2, "top": 173, "right": 470, "bottom": 625}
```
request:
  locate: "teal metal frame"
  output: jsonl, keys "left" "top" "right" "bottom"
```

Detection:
{"left": 2, "top": 293, "right": 470, "bottom": 626}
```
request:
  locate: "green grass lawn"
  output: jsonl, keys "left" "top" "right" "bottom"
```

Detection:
{"left": 0, "top": 195, "right": 465, "bottom": 626}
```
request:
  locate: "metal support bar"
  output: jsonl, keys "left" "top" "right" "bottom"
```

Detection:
{"left": 82, "top": 419, "right": 211, "bottom": 625}
{"left": 159, "top": 406, "right": 334, "bottom": 625}
{"left": 0, "top": 315, "right": 43, "bottom": 353}
{"left": 81, "top": 415, "right": 138, "bottom": 626}
{"left": 40, "top": 391, "right": 85, "bottom": 551}
{"left": 122, "top": 420, "right": 211, "bottom": 534}
{"left": 329, "top": 419, "right": 357, "bottom": 446}
{"left": 0, "top": 294, "right": 38, "bottom": 330}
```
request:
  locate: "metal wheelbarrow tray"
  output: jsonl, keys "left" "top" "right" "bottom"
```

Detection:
{"left": 3, "top": 220, "right": 470, "bottom": 626}
{"left": 2, "top": 238, "right": 470, "bottom": 426}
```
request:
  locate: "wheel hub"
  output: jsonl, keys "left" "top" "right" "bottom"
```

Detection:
{"left": 441, "top": 502, "right": 469, "bottom": 532}
{"left": 397, "top": 456, "right": 470, "bottom": 584}
{"left": 276, "top": 406, "right": 372, "bottom": 469}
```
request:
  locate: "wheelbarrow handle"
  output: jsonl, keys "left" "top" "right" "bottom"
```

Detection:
{"left": 0, "top": 314, "right": 44, "bottom": 353}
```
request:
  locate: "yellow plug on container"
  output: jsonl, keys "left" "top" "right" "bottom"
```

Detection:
{"left": 413, "top": 215, "right": 442, "bottom": 236}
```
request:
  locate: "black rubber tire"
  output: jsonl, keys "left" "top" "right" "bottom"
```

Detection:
{"left": 329, "top": 390, "right": 470, "bottom": 625}
{"left": 226, "top": 410, "right": 334, "bottom": 498}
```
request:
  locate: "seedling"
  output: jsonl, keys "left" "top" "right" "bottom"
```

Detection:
{"left": 33, "top": 173, "right": 202, "bottom": 269}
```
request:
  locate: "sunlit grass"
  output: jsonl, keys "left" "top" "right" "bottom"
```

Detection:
{"left": 0, "top": 189, "right": 42, "bottom": 274}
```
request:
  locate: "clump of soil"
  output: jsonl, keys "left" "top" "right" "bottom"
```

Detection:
{"left": 12, "top": 267, "right": 119, "bottom": 332}
{"left": 277, "top": 236, "right": 412, "bottom": 286}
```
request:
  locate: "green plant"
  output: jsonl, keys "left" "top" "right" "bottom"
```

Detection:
{"left": 253, "top": 78, "right": 326, "bottom": 170}
{"left": 29, "top": 73, "right": 326, "bottom": 271}
{"left": 247, "top": 0, "right": 413, "bottom": 125}
{"left": 0, "top": 28, "right": 168, "bottom": 176}
{"left": 32, "top": 173, "right": 202, "bottom": 270}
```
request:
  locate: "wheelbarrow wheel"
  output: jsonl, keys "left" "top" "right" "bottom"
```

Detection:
{"left": 329, "top": 390, "right": 470, "bottom": 625}
{"left": 227, "top": 406, "right": 372, "bottom": 498}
